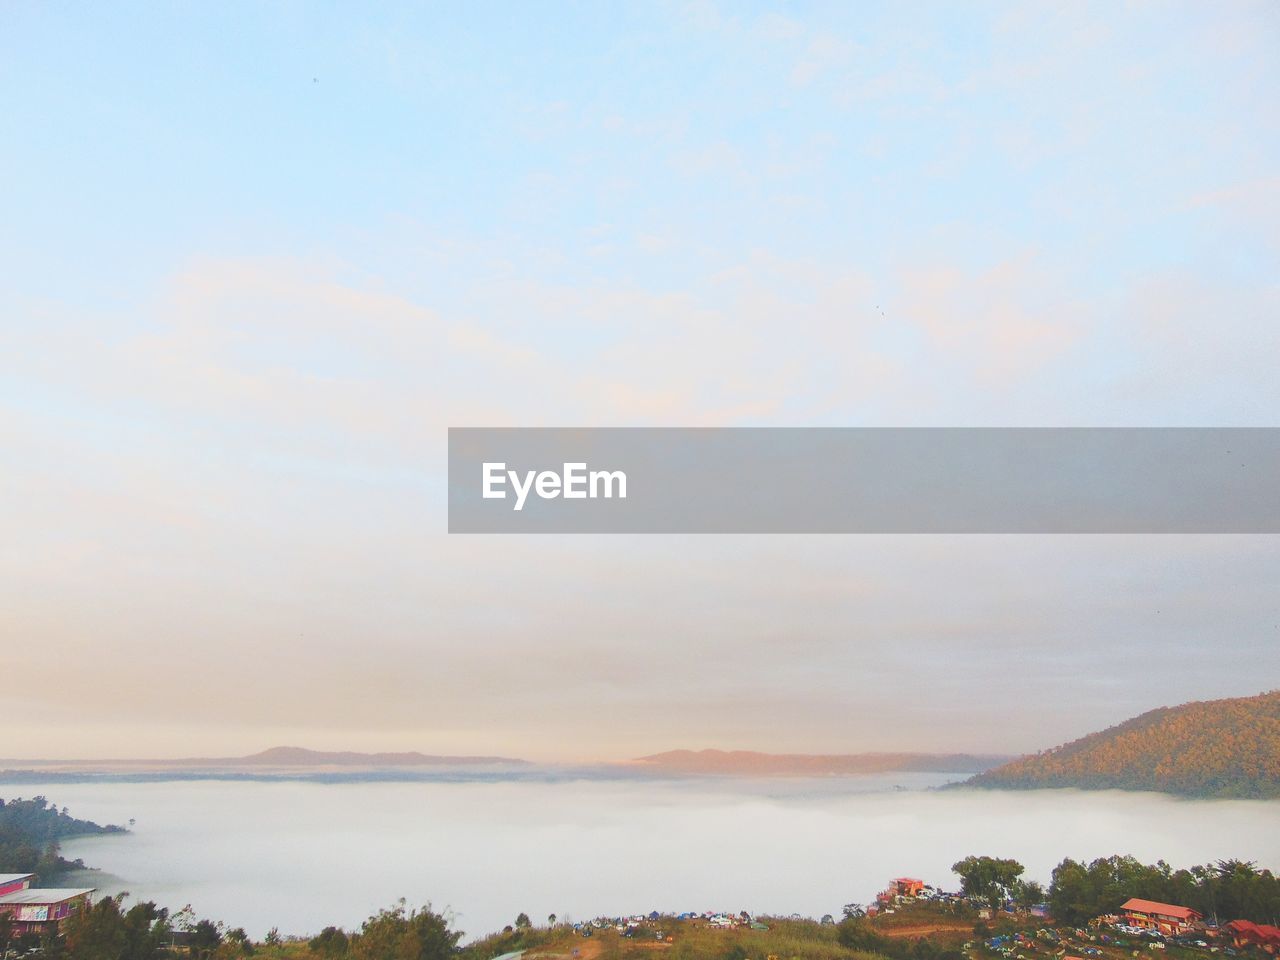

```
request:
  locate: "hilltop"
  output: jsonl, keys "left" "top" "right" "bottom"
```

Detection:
{"left": 635, "top": 749, "right": 1010, "bottom": 776}
{"left": 966, "top": 690, "right": 1280, "bottom": 799}
{"left": 0, "top": 746, "right": 528, "bottom": 774}
{"left": 201, "top": 746, "right": 528, "bottom": 767}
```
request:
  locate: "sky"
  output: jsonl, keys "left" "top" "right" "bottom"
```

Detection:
{"left": 1, "top": 1, "right": 1278, "bottom": 761}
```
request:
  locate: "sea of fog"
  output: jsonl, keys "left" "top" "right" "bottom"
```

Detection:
{"left": 27, "top": 774, "right": 1278, "bottom": 940}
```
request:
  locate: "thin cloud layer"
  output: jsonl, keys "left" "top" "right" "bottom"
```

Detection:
{"left": 1, "top": 2, "right": 1278, "bottom": 759}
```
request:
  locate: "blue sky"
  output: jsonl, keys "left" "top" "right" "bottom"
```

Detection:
{"left": 1, "top": 2, "right": 1277, "bottom": 758}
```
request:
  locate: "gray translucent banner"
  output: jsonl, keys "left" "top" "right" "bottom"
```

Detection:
{"left": 448, "top": 428, "right": 1280, "bottom": 533}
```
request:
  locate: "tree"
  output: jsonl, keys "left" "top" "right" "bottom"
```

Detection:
{"left": 1047, "top": 858, "right": 1092, "bottom": 924}
{"left": 1045, "top": 854, "right": 1280, "bottom": 926}
{"left": 310, "top": 926, "right": 350, "bottom": 957}
{"left": 1015, "top": 879, "right": 1047, "bottom": 907}
{"left": 62, "top": 896, "right": 167, "bottom": 960}
{"left": 548, "top": 913, "right": 557, "bottom": 927}
{"left": 61, "top": 896, "right": 170, "bottom": 960}
{"left": 841, "top": 902, "right": 866, "bottom": 919}
{"left": 188, "top": 919, "right": 224, "bottom": 959}
{"left": 40, "top": 927, "right": 68, "bottom": 960}
{"left": 121, "top": 901, "right": 170, "bottom": 960}
{"left": 171, "top": 905, "right": 197, "bottom": 934}
{"left": 350, "top": 901, "right": 461, "bottom": 960}
{"left": 64, "top": 898, "right": 128, "bottom": 960}
{"left": 952, "top": 856, "right": 1026, "bottom": 909}
{"left": 224, "top": 927, "right": 253, "bottom": 956}
{"left": 837, "top": 916, "right": 892, "bottom": 954}
{"left": 514, "top": 913, "right": 531, "bottom": 930}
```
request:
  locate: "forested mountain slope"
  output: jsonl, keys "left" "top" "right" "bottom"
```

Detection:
{"left": 0, "top": 795, "right": 125, "bottom": 878}
{"left": 966, "top": 690, "right": 1280, "bottom": 798}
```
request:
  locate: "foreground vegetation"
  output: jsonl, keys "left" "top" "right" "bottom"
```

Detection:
{"left": 9, "top": 854, "right": 1270, "bottom": 960}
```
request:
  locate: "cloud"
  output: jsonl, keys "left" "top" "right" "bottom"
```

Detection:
{"left": 3, "top": 245, "right": 1278, "bottom": 759}
{"left": 1188, "top": 177, "right": 1280, "bottom": 250}
{"left": 898, "top": 254, "right": 1083, "bottom": 389}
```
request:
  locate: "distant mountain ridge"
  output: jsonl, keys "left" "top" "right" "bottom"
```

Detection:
{"left": 202, "top": 746, "right": 528, "bottom": 767}
{"left": 0, "top": 746, "right": 528, "bottom": 770}
{"left": 965, "top": 690, "right": 1280, "bottom": 799}
{"left": 634, "top": 749, "right": 1010, "bottom": 775}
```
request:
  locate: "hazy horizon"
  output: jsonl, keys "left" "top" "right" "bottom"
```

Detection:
{"left": 0, "top": 743, "right": 1020, "bottom": 765}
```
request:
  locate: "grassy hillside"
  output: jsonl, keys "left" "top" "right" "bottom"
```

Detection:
{"left": 266, "top": 913, "right": 929, "bottom": 960}
{"left": 966, "top": 690, "right": 1280, "bottom": 799}
{"left": 457, "top": 917, "right": 890, "bottom": 960}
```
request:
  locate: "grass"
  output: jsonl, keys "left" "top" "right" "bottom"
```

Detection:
{"left": 872, "top": 900, "right": 980, "bottom": 932}
{"left": 229, "top": 901, "right": 1260, "bottom": 960}
{"left": 460, "top": 916, "right": 891, "bottom": 960}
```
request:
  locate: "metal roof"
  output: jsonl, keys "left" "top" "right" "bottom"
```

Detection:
{"left": 0, "top": 888, "right": 95, "bottom": 905}
{"left": 1120, "top": 898, "right": 1201, "bottom": 920}
{"left": 0, "top": 874, "right": 34, "bottom": 885}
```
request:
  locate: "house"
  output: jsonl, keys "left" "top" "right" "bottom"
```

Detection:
{"left": 1225, "top": 920, "right": 1280, "bottom": 954}
{"left": 1118, "top": 899, "right": 1203, "bottom": 936}
{"left": 0, "top": 885, "right": 96, "bottom": 938}
{"left": 0, "top": 874, "right": 34, "bottom": 897}
{"left": 891, "top": 878, "right": 926, "bottom": 898}
{"left": 877, "top": 877, "right": 926, "bottom": 904}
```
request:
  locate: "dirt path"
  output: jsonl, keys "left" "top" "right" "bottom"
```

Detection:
{"left": 529, "top": 936, "right": 672, "bottom": 959}
{"left": 878, "top": 923, "right": 974, "bottom": 939}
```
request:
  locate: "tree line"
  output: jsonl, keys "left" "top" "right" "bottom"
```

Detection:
{"left": 33, "top": 897, "right": 460, "bottom": 960}
{"left": 949, "top": 852, "right": 1280, "bottom": 926}
{"left": 1048, "top": 855, "right": 1280, "bottom": 926}
{"left": 0, "top": 796, "right": 126, "bottom": 879}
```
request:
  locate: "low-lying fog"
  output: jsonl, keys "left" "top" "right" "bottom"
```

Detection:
{"left": 38, "top": 775, "right": 1278, "bottom": 940}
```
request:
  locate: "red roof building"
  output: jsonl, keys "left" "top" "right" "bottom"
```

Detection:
{"left": 1119, "top": 898, "right": 1203, "bottom": 936}
{"left": 878, "top": 877, "right": 926, "bottom": 904}
{"left": 1226, "top": 920, "right": 1280, "bottom": 955}
{"left": 0, "top": 874, "right": 34, "bottom": 898}
{"left": 0, "top": 886, "right": 95, "bottom": 938}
